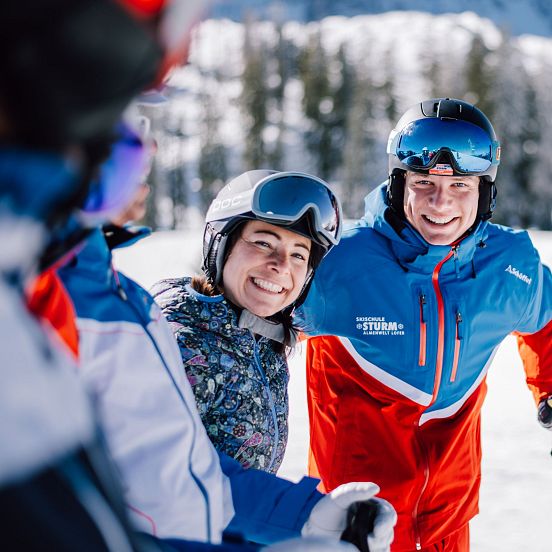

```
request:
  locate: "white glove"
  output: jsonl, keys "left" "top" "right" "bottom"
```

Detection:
{"left": 301, "top": 482, "right": 397, "bottom": 552}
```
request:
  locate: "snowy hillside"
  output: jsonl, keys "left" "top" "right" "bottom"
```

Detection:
{"left": 209, "top": 0, "right": 552, "bottom": 37}
{"left": 114, "top": 228, "right": 552, "bottom": 552}
{"left": 154, "top": 11, "right": 552, "bottom": 227}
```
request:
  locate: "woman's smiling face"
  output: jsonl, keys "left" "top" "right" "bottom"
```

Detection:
{"left": 220, "top": 220, "right": 312, "bottom": 317}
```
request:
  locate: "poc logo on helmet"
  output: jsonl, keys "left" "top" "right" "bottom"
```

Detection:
{"left": 210, "top": 195, "right": 244, "bottom": 213}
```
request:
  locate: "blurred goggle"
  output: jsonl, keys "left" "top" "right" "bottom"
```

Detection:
{"left": 388, "top": 118, "right": 501, "bottom": 174}
{"left": 80, "top": 121, "right": 150, "bottom": 226}
{"left": 251, "top": 172, "right": 342, "bottom": 247}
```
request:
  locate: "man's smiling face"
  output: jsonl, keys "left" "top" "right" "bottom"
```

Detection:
{"left": 403, "top": 171, "right": 480, "bottom": 245}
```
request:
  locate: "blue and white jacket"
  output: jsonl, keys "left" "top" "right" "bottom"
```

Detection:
{"left": 297, "top": 182, "right": 552, "bottom": 548}
{"left": 59, "top": 228, "right": 322, "bottom": 545}
{"left": 301, "top": 183, "right": 552, "bottom": 417}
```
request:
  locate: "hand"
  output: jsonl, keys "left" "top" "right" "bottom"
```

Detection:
{"left": 538, "top": 396, "right": 552, "bottom": 429}
{"left": 301, "top": 482, "right": 397, "bottom": 552}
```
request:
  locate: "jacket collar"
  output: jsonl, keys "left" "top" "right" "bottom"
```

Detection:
{"left": 69, "top": 225, "right": 151, "bottom": 283}
{"left": 361, "top": 182, "right": 489, "bottom": 275}
{"left": 182, "top": 277, "right": 291, "bottom": 344}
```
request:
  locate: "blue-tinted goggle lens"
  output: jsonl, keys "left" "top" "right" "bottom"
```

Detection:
{"left": 82, "top": 122, "right": 148, "bottom": 223}
{"left": 393, "top": 118, "right": 497, "bottom": 173}
{"left": 253, "top": 175, "right": 341, "bottom": 245}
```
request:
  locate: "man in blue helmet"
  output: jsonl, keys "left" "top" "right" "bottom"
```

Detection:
{"left": 297, "top": 98, "right": 552, "bottom": 551}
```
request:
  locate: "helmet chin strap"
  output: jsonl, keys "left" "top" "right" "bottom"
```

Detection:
{"left": 238, "top": 309, "right": 298, "bottom": 347}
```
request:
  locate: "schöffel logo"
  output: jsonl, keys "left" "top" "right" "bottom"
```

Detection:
{"left": 355, "top": 316, "right": 405, "bottom": 336}
{"left": 505, "top": 265, "right": 532, "bottom": 285}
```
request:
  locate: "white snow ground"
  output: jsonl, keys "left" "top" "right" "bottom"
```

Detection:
{"left": 114, "top": 229, "right": 552, "bottom": 552}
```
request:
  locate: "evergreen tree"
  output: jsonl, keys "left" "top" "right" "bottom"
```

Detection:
{"left": 464, "top": 34, "right": 495, "bottom": 118}
{"left": 266, "top": 22, "right": 296, "bottom": 170}
{"left": 529, "top": 63, "right": 552, "bottom": 230}
{"left": 341, "top": 69, "right": 377, "bottom": 218}
{"left": 378, "top": 48, "right": 398, "bottom": 124}
{"left": 330, "top": 44, "right": 354, "bottom": 171}
{"left": 488, "top": 34, "right": 532, "bottom": 227}
{"left": 240, "top": 16, "right": 268, "bottom": 169}
{"left": 517, "top": 83, "right": 543, "bottom": 228}
{"left": 299, "top": 29, "right": 351, "bottom": 180}
{"left": 139, "top": 104, "right": 162, "bottom": 229}
{"left": 299, "top": 31, "right": 330, "bottom": 122}
{"left": 198, "top": 79, "right": 228, "bottom": 212}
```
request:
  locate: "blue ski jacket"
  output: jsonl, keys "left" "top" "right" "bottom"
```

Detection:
{"left": 59, "top": 227, "right": 322, "bottom": 545}
{"left": 297, "top": 182, "right": 552, "bottom": 550}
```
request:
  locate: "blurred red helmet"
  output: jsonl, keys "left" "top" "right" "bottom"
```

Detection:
{"left": 118, "top": 0, "right": 207, "bottom": 85}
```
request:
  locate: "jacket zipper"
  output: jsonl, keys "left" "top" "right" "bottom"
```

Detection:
{"left": 413, "top": 247, "right": 456, "bottom": 549}
{"left": 412, "top": 425, "right": 430, "bottom": 551}
{"left": 429, "top": 248, "right": 455, "bottom": 404}
{"left": 450, "top": 311, "right": 463, "bottom": 382}
{"left": 418, "top": 294, "right": 427, "bottom": 366}
{"left": 252, "top": 338, "right": 279, "bottom": 472}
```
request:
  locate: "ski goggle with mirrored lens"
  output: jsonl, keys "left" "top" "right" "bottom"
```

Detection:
{"left": 79, "top": 122, "right": 150, "bottom": 226}
{"left": 387, "top": 118, "right": 501, "bottom": 175}
{"left": 251, "top": 173, "right": 342, "bottom": 246}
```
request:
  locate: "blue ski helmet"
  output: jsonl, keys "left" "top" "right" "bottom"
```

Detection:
{"left": 386, "top": 98, "right": 501, "bottom": 221}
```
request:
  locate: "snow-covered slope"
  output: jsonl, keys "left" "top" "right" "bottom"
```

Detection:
{"left": 160, "top": 12, "right": 552, "bottom": 226}
{"left": 115, "top": 228, "right": 552, "bottom": 552}
{"left": 209, "top": 0, "right": 552, "bottom": 37}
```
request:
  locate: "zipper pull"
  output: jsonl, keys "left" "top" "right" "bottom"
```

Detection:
{"left": 418, "top": 294, "right": 427, "bottom": 367}
{"left": 452, "top": 246, "right": 460, "bottom": 278}
{"left": 419, "top": 294, "right": 426, "bottom": 322}
{"left": 450, "top": 311, "right": 463, "bottom": 383}
{"left": 456, "top": 311, "right": 463, "bottom": 340}
{"left": 111, "top": 264, "right": 128, "bottom": 301}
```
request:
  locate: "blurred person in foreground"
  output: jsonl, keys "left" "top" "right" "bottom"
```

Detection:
{"left": 296, "top": 98, "right": 552, "bottom": 551}
{"left": 0, "top": 0, "right": 206, "bottom": 549}
{"left": 60, "top": 136, "right": 396, "bottom": 549}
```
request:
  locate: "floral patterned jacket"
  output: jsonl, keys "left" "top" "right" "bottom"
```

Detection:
{"left": 151, "top": 277, "right": 289, "bottom": 474}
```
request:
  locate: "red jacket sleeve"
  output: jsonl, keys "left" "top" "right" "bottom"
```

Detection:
{"left": 26, "top": 269, "right": 79, "bottom": 360}
{"left": 517, "top": 320, "right": 552, "bottom": 405}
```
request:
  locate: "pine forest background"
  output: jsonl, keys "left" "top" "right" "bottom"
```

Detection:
{"left": 141, "top": 11, "right": 552, "bottom": 230}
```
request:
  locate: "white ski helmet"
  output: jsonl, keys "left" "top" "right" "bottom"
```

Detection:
{"left": 203, "top": 170, "right": 343, "bottom": 306}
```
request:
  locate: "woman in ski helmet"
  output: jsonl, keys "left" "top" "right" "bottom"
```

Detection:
{"left": 152, "top": 170, "right": 342, "bottom": 473}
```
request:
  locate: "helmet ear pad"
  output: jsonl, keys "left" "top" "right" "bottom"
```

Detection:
{"left": 203, "top": 220, "right": 246, "bottom": 286}
{"left": 202, "top": 223, "right": 222, "bottom": 285}
{"left": 386, "top": 171, "right": 406, "bottom": 217}
{"left": 477, "top": 178, "right": 497, "bottom": 221}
